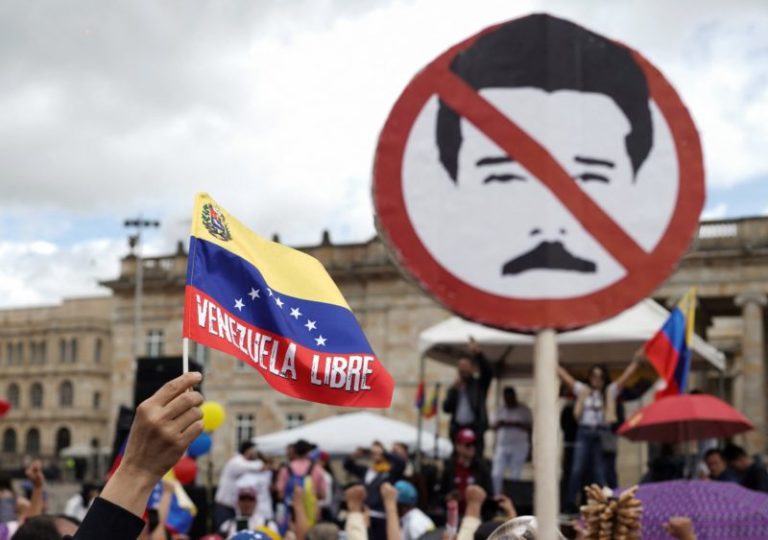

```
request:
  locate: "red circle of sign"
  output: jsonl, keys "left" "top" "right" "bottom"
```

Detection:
{"left": 373, "top": 18, "right": 704, "bottom": 332}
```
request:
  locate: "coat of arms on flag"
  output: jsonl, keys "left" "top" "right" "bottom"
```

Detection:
{"left": 183, "top": 193, "right": 394, "bottom": 408}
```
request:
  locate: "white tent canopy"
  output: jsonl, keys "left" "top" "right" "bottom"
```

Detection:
{"left": 253, "top": 411, "right": 452, "bottom": 458}
{"left": 419, "top": 299, "right": 725, "bottom": 377}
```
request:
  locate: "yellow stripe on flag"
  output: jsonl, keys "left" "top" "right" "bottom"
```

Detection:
{"left": 189, "top": 193, "right": 349, "bottom": 309}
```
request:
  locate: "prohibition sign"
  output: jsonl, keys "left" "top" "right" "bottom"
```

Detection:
{"left": 373, "top": 16, "right": 704, "bottom": 332}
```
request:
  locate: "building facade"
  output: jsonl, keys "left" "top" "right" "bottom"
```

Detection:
{"left": 1, "top": 217, "right": 766, "bottom": 485}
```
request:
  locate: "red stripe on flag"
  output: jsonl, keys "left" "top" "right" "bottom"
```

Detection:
{"left": 184, "top": 287, "right": 393, "bottom": 408}
{"left": 644, "top": 329, "right": 680, "bottom": 382}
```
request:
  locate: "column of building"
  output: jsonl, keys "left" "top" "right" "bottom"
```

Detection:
{"left": 735, "top": 290, "right": 767, "bottom": 453}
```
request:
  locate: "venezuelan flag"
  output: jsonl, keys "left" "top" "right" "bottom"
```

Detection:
{"left": 644, "top": 288, "right": 696, "bottom": 399}
{"left": 147, "top": 477, "right": 197, "bottom": 535}
{"left": 184, "top": 194, "right": 393, "bottom": 408}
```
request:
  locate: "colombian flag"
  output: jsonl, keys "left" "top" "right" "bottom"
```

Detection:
{"left": 415, "top": 382, "right": 425, "bottom": 410}
{"left": 644, "top": 288, "right": 696, "bottom": 399}
{"left": 423, "top": 383, "right": 439, "bottom": 419}
{"left": 184, "top": 193, "right": 394, "bottom": 408}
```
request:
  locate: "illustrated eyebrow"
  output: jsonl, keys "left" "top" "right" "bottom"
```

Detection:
{"left": 476, "top": 156, "right": 514, "bottom": 166}
{"left": 574, "top": 156, "right": 615, "bottom": 168}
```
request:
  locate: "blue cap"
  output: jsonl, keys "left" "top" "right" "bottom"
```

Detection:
{"left": 230, "top": 531, "right": 276, "bottom": 540}
{"left": 394, "top": 480, "right": 418, "bottom": 505}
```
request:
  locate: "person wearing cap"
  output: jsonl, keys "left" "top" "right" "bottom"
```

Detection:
{"left": 439, "top": 428, "right": 492, "bottom": 512}
{"left": 219, "top": 486, "right": 280, "bottom": 539}
{"left": 442, "top": 337, "right": 493, "bottom": 456}
{"left": 215, "top": 442, "right": 267, "bottom": 530}
{"left": 390, "top": 480, "right": 435, "bottom": 540}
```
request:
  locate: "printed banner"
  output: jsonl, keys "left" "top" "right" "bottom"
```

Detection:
{"left": 184, "top": 193, "right": 394, "bottom": 408}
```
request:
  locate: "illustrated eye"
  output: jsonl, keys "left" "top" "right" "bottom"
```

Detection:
{"left": 483, "top": 174, "right": 526, "bottom": 184}
{"left": 574, "top": 173, "right": 610, "bottom": 183}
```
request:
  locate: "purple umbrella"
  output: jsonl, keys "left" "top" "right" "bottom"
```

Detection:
{"left": 635, "top": 480, "right": 768, "bottom": 540}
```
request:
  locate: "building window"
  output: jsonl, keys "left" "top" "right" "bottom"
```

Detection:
{"left": 93, "top": 391, "right": 101, "bottom": 410}
{"left": 70, "top": 339, "right": 78, "bottom": 363}
{"left": 235, "top": 413, "right": 255, "bottom": 447}
{"left": 2, "top": 428, "right": 16, "bottom": 453}
{"left": 30, "top": 383, "right": 43, "bottom": 409}
{"left": 55, "top": 427, "right": 71, "bottom": 455}
{"left": 194, "top": 342, "right": 209, "bottom": 371}
{"left": 7, "top": 383, "right": 19, "bottom": 409}
{"left": 32, "top": 341, "right": 46, "bottom": 365}
{"left": 15, "top": 343, "right": 23, "bottom": 365}
{"left": 94, "top": 338, "right": 102, "bottom": 363}
{"left": 146, "top": 330, "right": 164, "bottom": 358}
{"left": 59, "top": 339, "right": 67, "bottom": 363}
{"left": 25, "top": 428, "right": 40, "bottom": 454}
{"left": 285, "top": 412, "right": 305, "bottom": 430}
{"left": 59, "top": 381, "right": 74, "bottom": 408}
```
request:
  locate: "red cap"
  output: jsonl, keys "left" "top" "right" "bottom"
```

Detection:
{"left": 455, "top": 428, "right": 477, "bottom": 444}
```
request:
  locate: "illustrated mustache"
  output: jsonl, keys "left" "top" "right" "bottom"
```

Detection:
{"left": 502, "top": 241, "right": 597, "bottom": 275}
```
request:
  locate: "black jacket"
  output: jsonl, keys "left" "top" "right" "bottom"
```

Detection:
{"left": 344, "top": 451, "right": 405, "bottom": 513}
{"left": 67, "top": 497, "right": 144, "bottom": 540}
{"left": 442, "top": 352, "right": 493, "bottom": 433}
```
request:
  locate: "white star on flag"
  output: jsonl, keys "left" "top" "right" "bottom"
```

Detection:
{"left": 305, "top": 320, "right": 317, "bottom": 331}
{"left": 289, "top": 307, "right": 302, "bottom": 319}
{"left": 267, "top": 288, "right": 273, "bottom": 296}
{"left": 234, "top": 298, "right": 244, "bottom": 311}
{"left": 248, "top": 288, "right": 260, "bottom": 300}
{"left": 275, "top": 297, "right": 284, "bottom": 308}
{"left": 315, "top": 335, "right": 327, "bottom": 346}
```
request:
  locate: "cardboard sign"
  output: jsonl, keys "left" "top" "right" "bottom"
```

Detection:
{"left": 373, "top": 13, "right": 704, "bottom": 331}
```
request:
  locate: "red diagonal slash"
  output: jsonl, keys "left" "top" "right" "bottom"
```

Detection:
{"left": 433, "top": 69, "right": 649, "bottom": 274}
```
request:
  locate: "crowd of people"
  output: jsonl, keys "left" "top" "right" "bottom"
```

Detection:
{"left": 2, "top": 342, "right": 766, "bottom": 540}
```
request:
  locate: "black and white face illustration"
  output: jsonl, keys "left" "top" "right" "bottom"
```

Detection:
{"left": 401, "top": 15, "right": 678, "bottom": 300}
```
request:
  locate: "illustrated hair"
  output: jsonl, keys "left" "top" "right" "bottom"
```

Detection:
{"left": 436, "top": 13, "right": 653, "bottom": 181}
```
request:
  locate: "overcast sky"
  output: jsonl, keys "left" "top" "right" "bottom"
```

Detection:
{"left": 1, "top": 0, "right": 767, "bottom": 308}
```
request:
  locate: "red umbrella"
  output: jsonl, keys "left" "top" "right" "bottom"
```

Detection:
{"left": 618, "top": 393, "right": 753, "bottom": 443}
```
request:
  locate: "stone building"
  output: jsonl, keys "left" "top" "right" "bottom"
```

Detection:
{"left": 0, "top": 216, "right": 766, "bottom": 486}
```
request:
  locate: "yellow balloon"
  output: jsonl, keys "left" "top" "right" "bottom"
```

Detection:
{"left": 201, "top": 401, "right": 226, "bottom": 432}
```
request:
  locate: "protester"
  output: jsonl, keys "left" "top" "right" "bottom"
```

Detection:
{"left": 276, "top": 439, "right": 327, "bottom": 528}
{"left": 308, "top": 449, "right": 337, "bottom": 522}
{"left": 391, "top": 443, "right": 414, "bottom": 479}
{"left": 214, "top": 442, "right": 268, "bottom": 530}
{"left": 345, "top": 441, "right": 405, "bottom": 540}
{"left": 387, "top": 480, "right": 435, "bottom": 540}
{"left": 703, "top": 448, "right": 738, "bottom": 483}
{"left": 440, "top": 429, "right": 493, "bottom": 513}
{"left": 722, "top": 443, "right": 768, "bottom": 492}
{"left": 491, "top": 386, "right": 532, "bottom": 495}
{"left": 64, "top": 483, "right": 100, "bottom": 523}
{"left": 61, "top": 371, "right": 204, "bottom": 540}
{"left": 219, "top": 486, "right": 279, "bottom": 538}
{"left": 235, "top": 453, "right": 275, "bottom": 522}
{"left": 557, "top": 351, "right": 643, "bottom": 512}
{"left": 442, "top": 337, "right": 493, "bottom": 455}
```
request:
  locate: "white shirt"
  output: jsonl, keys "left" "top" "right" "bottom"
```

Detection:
{"left": 455, "top": 389, "right": 475, "bottom": 425}
{"left": 215, "top": 455, "right": 265, "bottom": 507}
{"left": 64, "top": 494, "right": 93, "bottom": 522}
{"left": 236, "top": 469, "right": 274, "bottom": 520}
{"left": 573, "top": 381, "right": 618, "bottom": 427}
{"left": 494, "top": 404, "right": 532, "bottom": 447}
{"left": 401, "top": 507, "right": 435, "bottom": 540}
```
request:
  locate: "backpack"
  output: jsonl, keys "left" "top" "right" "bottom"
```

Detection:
{"left": 279, "top": 462, "right": 318, "bottom": 533}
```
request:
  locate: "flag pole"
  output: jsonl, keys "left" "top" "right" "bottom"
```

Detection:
{"left": 415, "top": 353, "right": 426, "bottom": 473}
{"left": 183, "top": 337, "right": 189, "bottom": 374}
{"left": 433, "top": 383, "right": 441, "bottom": 460}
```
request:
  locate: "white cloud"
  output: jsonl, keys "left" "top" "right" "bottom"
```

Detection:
{"left": 1, "top": 0, "right": 767, "bottom": 307}
{"left": 701, "top": 203, "right": 729, "bottom": 220}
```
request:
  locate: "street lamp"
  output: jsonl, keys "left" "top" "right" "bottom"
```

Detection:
{"left": 124, "top": 218, "right": 160, "bottom": 359}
